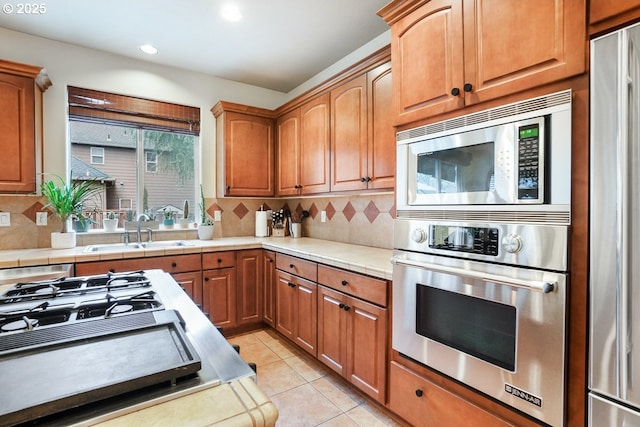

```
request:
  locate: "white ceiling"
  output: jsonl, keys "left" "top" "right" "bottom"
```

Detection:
{"left": 0, "top": 0, "right": 391, "bottom": 93}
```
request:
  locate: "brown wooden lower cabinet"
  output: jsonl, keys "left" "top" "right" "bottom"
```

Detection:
{"left": 275, "top": 269, "right": 317, "bottom": 356}
{"left": 236, "top": 249, "right": 263, "bottom": 327}
{"left": 262, "top": 250, "right": 276, "bottom": 327}
{"left": 317, "top": 285, "right": 387, "bottom": 404}
{"left": 389, "top": 361, "right": 532, "bottom": 427}
{"left": 172, "top": 271, "right": 203, "bottom": 307}
{"left": 202, "top": 251, "right": 236, "bottom": 329}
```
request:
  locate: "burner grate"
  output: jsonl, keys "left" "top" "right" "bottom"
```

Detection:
{"left": 0, "top": 311, "right": 156, "bottom": 354}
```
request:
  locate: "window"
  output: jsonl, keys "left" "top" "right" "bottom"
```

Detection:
{"left": 90, "top": 147, "right": 104, "bottom": 164}
{"left": 119, "top": 198, "right": 132, "bottom": 210}
{"left": 67, "top": 87, "right": 200, "bottom": 225}
{"left": 145, "top": 151, "right": 157, "bottom": 173}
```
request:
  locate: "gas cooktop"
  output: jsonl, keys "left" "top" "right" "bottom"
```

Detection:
{"left": 0, "top": 270, "right": 202, "bottom": 427}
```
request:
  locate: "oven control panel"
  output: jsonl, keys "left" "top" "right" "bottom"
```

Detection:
{"left": 428, "top": 225, "right": 499, "bottom": 256}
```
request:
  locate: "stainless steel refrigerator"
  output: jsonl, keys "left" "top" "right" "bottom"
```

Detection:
{"left": 590, "top": 22, "right": 640, "bottom": 426}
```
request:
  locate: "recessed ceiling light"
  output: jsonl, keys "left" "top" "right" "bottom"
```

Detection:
{"left": 138, "top": 44, "right": 158, "bottom": 55}
{"left": 220, "top": 3, "right": 242, "bottom": 22}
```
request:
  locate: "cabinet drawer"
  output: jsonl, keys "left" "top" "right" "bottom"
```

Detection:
{"left": 276, "top": 253, "right": 317, "bottom": 282}
{"left": 389, "top": 362, "right": 513, "bottom": 427}
{"left": 317, "top": 265, "right": 387, "bottom": 307}
{"left": 76, "top": 254, "right": 201, "bottom": 276}
{"left": 202, "top": 251, "right": 236, "bottom": 269}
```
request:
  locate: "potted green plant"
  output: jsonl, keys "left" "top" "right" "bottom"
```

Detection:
{"left": 198, "top": 184, "right": 214, "bottom": 240}
{"left": 103, "top": 211, "right": 118, "bottom": 232}
{"left": 163, "top": 208, "right": 174, "bottom": 228}
{"left": 179, "top": 199, "right": 190, "bottom": 228}
{"left": 73, "top": 207, "right": 95, "bottom": 233}
{"left": 41, "top": 173, "right": 99, "bottom": 249}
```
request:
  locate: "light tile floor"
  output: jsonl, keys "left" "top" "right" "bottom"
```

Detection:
{"left": 228, "top": 328, "right": 410, "bottom": 427}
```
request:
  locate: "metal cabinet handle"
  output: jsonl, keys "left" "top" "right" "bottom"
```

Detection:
{"left": 288, "top": 282, "right": 296, "bottom": 288}
{"left": 451, "top": 87, "right": 460, "bottom": 96}
{"left": 415, "top": 389, "right": 424, "bottom": 398}
{"left": 171, "top": 262, "right": 177, "bottom": 268}
{"left": 341, "top": 280, "right": 348, "bottom": 287}
{"left": 289, "top": 263, "right": 295, "bottom": 269}
{"left": 463, "top": 83, "right": 473, "bottom": 92}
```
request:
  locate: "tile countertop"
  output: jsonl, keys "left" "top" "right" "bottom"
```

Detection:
{"left": 0, "top": 237, "right": 394, "bottom": 281}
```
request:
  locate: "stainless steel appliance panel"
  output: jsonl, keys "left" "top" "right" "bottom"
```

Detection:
{"left": 394, "top": 219, "right": 568, "bottom": 271}
{"left": 392, "top": 250, "right": 567, "bottom": 427}
{"left": 590, "top": 22, "right": 640, "bottom": 421}
{"left": 590, "top": 393, "right": 640, "bottom": 427}
{"left": 396, "top": 90, "right": 572, "bottom": 212}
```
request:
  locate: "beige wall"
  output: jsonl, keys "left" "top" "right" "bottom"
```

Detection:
{"left": 0, "top": 193, "right": 394, "bottom": 250}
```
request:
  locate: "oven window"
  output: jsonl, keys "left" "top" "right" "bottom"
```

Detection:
{"left": 416, "top": 284, "right": 516, "bottom": 371}
{"left": 416, "top": 142, "right": 494, "bottom": 194}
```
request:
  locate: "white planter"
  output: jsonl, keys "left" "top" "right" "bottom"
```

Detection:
{"left": 197, "top": 224, "right": 214, "bottom": 240}
{"left": 51, "top": 231, "right": 76, "bottom": 249}
{"left": 179, "top": 219, "right": 190, "bottom": 228}
{"left": 103, "top": 218, "right": 118, "bottom": 232}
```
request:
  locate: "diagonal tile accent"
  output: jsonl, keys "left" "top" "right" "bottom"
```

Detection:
{"left": 325, "top": 202, "right": 336, "bottom": 220}
{"left": 364, "top": 201, "right": 380, "bottom": 223}
{"left": 23, "top": 202, "right": 46, "bottom": 223}
{"left": 342, "top": 202, "right": 356, "bottom": 222}
{"left": 308, "top": 203, "right": 318, "bottom": 219}
{"left": 233, "top": 202, "right": 249, "bottom": 219}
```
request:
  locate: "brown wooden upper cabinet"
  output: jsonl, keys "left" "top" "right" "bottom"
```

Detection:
{"left": 276, "top": 94, "right": 330, "bottom": 196}
{"left": 0, "top": 60, "right": 51, "bottom": 193}
{"left": 589, "top": 0, "right": 640, "bottom": 36}
{"left": 212, "top": 101, "right": 275, "bottom": 197}
{"left": 378, "top": 0, "right": 586, "bottom": 126}
{"left": 330, "top": 62, "right": 394, "bottom": 192}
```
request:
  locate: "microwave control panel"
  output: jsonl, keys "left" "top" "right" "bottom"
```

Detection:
{"left": 517, "top": 123, "right": 541, "bottom": 200}
{"left": 428, "top": 225, "right": 499, "bottom": 256}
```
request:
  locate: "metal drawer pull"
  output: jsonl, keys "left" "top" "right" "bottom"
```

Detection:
{"left": 391, "top": 256, "right": 555, "bottom": 294}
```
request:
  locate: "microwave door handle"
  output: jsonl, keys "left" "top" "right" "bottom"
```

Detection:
{"left": 391, "top": 257, "right": 556, "bottom": 294}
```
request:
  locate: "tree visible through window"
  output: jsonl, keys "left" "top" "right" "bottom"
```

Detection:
{"left": 69, "top": 121, "right": 197, "bottom": 226}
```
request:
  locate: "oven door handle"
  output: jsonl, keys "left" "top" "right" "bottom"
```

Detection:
{"left": 391, "top": 256, "right": 556, "bottom": 294}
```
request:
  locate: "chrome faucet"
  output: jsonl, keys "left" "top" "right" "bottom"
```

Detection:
{"left": 136, "top": 214, "right": 151, "bottom": 243}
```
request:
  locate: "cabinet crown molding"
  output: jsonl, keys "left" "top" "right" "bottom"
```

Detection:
{"left": 0, "top": 59, "right": 51, "bottom": 91}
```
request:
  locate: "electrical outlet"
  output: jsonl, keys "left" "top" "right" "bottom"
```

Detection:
{"left": 214, "top": 211, "right": 221, "bottom": 221}
{"left": 0, "top": 212, "right": 9, "bottom": 227}
{"left": 320, "top": 210, "right": 327, "bottom": 223}
{"left": 36, "top": 212, "right": 48, "bottom": 226}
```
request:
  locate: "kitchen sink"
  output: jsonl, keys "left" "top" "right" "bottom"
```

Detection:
{"left": 83, "top": 241, "right": 194, "bottom": 253}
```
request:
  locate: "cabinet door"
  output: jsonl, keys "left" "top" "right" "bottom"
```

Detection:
{"left": 275, "top": 271, "right": 296, "bottom": 341}
{"left": 300, "top": 93, "right": 331, "bottom": 194}
{"left": 236, "top": 249, "right": 263, "bottom": 326}
{"left": 295, "top": 277, "right": 317, "bottom": 357}
{"left": 224, "top": 112, "right": 274, "bottom": 197}
{"left": 276, "top": 109, "right": 300, "bottom": 196}
{"left": 347, "top": 297, "right": 387, "bottom": 404}
{"left": 262, "top": 250, "right": 277, "bottom": 327}
{"left": 0, "top": 72, "right": 36, "bottom": 193}
{"left": 390, "top": 0, "right": 464, "bottom": 124}
{"left": 366, "top": 62, "right": 395, "bottom": 191}
{"left": 317, "top": 286, "right": 348, "bottom": 375}
{"left": 203, "top": 268, "right": 236, "bottom": 329}
{"left": 389, "top": 361, "right": 515, "bottom": 427}
{"left": 331, "top": 75, "right": 368, "bottom": 191}
{"left": 172, "top": 271, "right": 203, "bottom": 307}
{"left": 590, "top": 0, "right": 640, "bottom": 35}
{"left": 463, "top": 0, "right": 585, "bottom": 105}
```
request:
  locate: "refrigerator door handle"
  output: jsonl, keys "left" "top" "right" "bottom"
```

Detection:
{"left": 617, "top": 28, "right": 631, "bottom": 400}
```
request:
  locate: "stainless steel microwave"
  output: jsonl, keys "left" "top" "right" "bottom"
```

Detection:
{"left": 396, "top": 90, "right": 573, "bottom": 214}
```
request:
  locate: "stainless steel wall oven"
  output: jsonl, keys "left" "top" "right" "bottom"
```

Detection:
{"left": 392, "top": 91, "right": 572, "bottom": 427}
